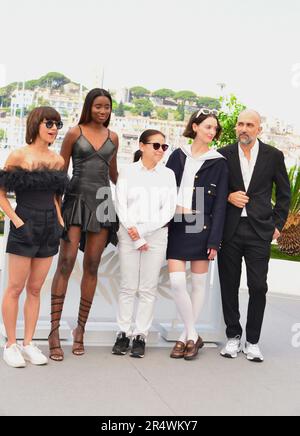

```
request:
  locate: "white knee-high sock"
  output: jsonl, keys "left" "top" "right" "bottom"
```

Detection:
{"left": 169, "top": 272, "right": 198, "bottom": 343}
{"left": 178, "top": 272, "right": 208, "bottom": 343}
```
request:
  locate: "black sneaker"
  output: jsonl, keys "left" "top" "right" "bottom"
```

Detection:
{"left": 130, "top": 335, "right": 146, "bottom": 358}
{"left": 112, "top": 333, "right": 130, "bottom": 355}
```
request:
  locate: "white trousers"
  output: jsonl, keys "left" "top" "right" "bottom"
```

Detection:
{"left": 117, "top": 225, "right": 168, "bottom": 338}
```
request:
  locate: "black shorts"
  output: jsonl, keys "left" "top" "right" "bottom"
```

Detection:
{"left": 6, "top": 204, "right": 64, "bottom": 259}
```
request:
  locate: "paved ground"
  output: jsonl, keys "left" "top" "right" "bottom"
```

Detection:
{"left": 0, "top": 293, "right": 299, "bottom": 416}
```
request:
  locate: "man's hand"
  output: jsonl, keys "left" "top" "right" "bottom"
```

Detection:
{"left": 273, "top": 228, "right": 281, "bottom": 240}
{"left": 228, "top": 191, "right": 249, "bottom": 209}
{"left": 128, "top": 227, "right": 140, "bottom": 241}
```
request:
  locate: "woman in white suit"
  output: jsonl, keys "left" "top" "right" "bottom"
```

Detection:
{"left": 113, "top": 129, "right": 177, "bottom": 358}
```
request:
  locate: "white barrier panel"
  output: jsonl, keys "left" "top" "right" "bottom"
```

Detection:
{"left": 0, "top": 215, "right": 226, "bottom": 344}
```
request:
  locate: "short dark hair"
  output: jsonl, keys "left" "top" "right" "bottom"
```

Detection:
{"left": 139, "top": 129, "right": 166, "bottom": 144}
{"left": 26, "top": 106, "right": 61, "bottom": 145}
{"left": 79, "top": 88, "right": 112, "bottom": 127}
{"left": 183, "top": 111, "right": 222, "bottom": 140}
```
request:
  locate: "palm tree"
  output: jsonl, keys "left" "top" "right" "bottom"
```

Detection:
{"left": 274, "top": 166, "right": 300, "bottom": 256}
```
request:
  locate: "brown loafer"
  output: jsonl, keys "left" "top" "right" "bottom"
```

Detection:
{"left": 184, "top": 336, "right": 204, "bottom": 361}
{"left": 170, "top": 341, "right": 186, "bottom": 359}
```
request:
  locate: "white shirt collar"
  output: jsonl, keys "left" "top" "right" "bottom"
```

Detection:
{"left": 137, "top": 159, "right": 162, "bottom": 173}
{"left": 238, "top": 139, "right": 260, "bottom": 159}
{"left": 181, "top": 143, "right": 225, "bottom": 161}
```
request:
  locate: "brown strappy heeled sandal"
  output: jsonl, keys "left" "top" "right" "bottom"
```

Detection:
{"left": 48, "top": 294, "right": 65, "bottom": 362}
{"left": 72, "top": 297, "right": 92, "bottom": 356}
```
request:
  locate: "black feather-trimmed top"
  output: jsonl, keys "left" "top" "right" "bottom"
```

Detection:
{"left": 0, "top": 166, "right": 69, "bottom": 195}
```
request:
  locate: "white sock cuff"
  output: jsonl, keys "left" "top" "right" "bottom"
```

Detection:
{"left": 191, "top": 272, "right": 208, "bottom": 286}
{"left": 191, "top": 272, "right": 208, "bottom": 279}
{"left": 169, "top": 272, "right": 186, "bottom": 280}
{"left": 169, "top": 272, "right": 187, "bottom": 293}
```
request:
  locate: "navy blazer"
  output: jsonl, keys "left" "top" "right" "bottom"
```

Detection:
{"left": 218, "top": 140, "right": 291, "bottom": 242}
{"left": 166, "top": 148, "right": 229, "bottom": 251}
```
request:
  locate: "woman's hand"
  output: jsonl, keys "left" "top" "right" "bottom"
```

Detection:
{"left": 138, "top": 244, "right": 149, "bottom": 252}
{"left": 128, "top": 227, "right": 140, "bottom": 241}
{"left": 207, "top": 248, "right": 218, "bottom": 261}
{"left": 58, "top": 217, "right": 65, "bottom": 227}
{"left": 14, "top": 218, "right": 25, "bottom": 229}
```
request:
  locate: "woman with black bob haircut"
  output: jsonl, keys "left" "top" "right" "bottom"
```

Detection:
{"left": 166, "top": 108, "right": 229, "bottom": 361}
{"left": 48, "top": 88, "right": 119, "bottom": 361}
{"left": 0, "top": 106, "right": 68, "bottom": 368}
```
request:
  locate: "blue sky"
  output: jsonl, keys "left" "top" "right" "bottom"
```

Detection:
{"left": 1, "top": 0, "right": 300, "bottom": 130}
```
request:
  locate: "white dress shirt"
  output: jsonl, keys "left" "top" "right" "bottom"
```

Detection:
{"left": 238, "top": 140, "right": 259, "bottom": 217}
{"left": 116, "top": 160, "right": 177, "bottom": 249}
{"left": 177, "top": 144, "right": 225, "bottom": 211}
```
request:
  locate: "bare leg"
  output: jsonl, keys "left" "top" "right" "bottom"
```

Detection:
{"left": 72, "top": 229, "right": 109, "bottom": 356}
{"left": 2, "top": 255, "right": 31, "bottom": 346}
{"left": 191, "top": 260, "right": 209, "bottom": 275}
{"left": 48, "top": 226, "right": 81, "bottom": 361}
{"left": 24, "top": 257, "right": 53, "bottom": 346}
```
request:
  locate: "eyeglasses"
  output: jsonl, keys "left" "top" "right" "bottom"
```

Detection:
{"left": 43, "top": 120, "right": 64, "bottom": 130}
{"left": 196, "top": 108, "right": 219, "bottom": 118}
{"left": 145, "top": 142, "right": 169, "bottom": 152}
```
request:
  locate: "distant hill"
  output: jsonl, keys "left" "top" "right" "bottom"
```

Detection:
{"left": 0, "top": 72, "right": 86, "bottom": 107}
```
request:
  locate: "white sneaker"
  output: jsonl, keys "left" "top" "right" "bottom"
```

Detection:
{"left": 220, "top": 337, "right": 242, "bottom": 359}
{"left": 21, "top": 342, "right": 48, "bottom": 366}
{"left": 3, "top": 343, "right": 26, "bottom": 368}
{"left": 243, "top": 342, "right": 264, "bottom": 363}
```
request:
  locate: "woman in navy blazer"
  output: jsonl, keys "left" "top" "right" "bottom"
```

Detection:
{"left": 166, "top": 109, "right": 229, "bottom": 360}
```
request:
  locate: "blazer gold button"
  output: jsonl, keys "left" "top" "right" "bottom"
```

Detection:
{"left": 208, "top": 190, "right": 211, "bottom": 194}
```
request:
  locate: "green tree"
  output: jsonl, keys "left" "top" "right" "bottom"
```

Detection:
{"left": 156, "top": 107, "right": 169, "bottom": 120}
{"left": 0, "top": 82, "right": 19, "bottom": 107}
{"left": 34, "top": 72, "right": 70, "bottom": 90}
{"left": 111, "top": 99, "right": 118, "bottom": 112}
{"left": 0, "top": 128, "right": 6, "bottom": 141}
{"left": 152, "top": 88, "right": 175, "bottom": 99}
{"left": 214, "top": 94, "right": 246, "bottom": 148}
{"left": 131, "top": 98, "right": 154, "bottom": 117}
{"left": 115, "top": 101, "right": 125, "bottom": 117}
{"left": 174, "top": 90, "right": 197, "bottom": 103}
{"left": 130, "top": 86, "right": 150, "bottom": 99}
{"left": 174, "top": 103, "right": 185, "bottom": 121}
{"left": 37, "top": 96, "right": 50, "bottom": 106}
{"left": 197, "top": 97, "right": 220, "bottom": 110}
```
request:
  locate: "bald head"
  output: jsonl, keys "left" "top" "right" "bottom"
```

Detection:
{"left": 236, "top": 109, "right": 262, "bottom": 146}
{"left": 238, "top": 109, "right": 262, "bottom": 126}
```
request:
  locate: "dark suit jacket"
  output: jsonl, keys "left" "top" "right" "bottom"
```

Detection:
{"left": 166, "top": 148, "right": 229, "bottom": 250}
{"left": 218, "top": 140, "right": 291, "bottom": 242}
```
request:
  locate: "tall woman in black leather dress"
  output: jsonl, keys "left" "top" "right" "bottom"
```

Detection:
{"left": 0, "top": 107, "right": 68, "bottom": 368}
{"left": 48, "top": 89, "right": 119, "bottom": 361}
